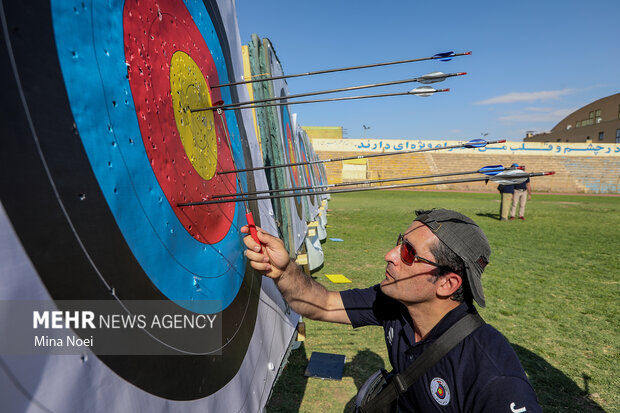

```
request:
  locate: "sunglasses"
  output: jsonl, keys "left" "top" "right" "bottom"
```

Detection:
{"left": 396, "top": 233, "right": 444, "bottom": 268}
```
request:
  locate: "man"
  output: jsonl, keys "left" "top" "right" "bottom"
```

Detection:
{"left": 498, "top": 183, "right": 514, "bottom": 221}
{"left": 510, "top": 165, "right": 532, "bottom": 220}
{"left": 242, "top": 209, "right": 541, "bottom": 412}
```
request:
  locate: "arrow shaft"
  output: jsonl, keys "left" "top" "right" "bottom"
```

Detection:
{"left": 211, "top": 51, "right": 471, "bottom": 88}
{"left": 212, "top": 166, "right": 510, "bottom": 199}
{"left": 192, "top": 88, "right": 449, "bottom": 114}
{"left": 193, "top": 73, "right": 462, "bottom": 112}
{"left": 178, "top": 172, "right": 550, "bottom": 207}
{"left": 217, "top": 139, "right": 505, "bottom": 175}
{"left": 216, "top": 110, "right": 247, "bottom": 206}
{"left": 215, "top": 110, "right": 264, "bottom": 245}
{"left": 183, "top": 176, "right": 491, "bottom": 206}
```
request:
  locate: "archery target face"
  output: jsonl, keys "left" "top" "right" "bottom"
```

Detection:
{"left": 0, "top": 0, "right": 263, "bottom": 400}
{"left": 127, "top": 14, "right": 238, "bottom": 245}
{"left": 51, "top": 0, "right": 248, "bottom": 307}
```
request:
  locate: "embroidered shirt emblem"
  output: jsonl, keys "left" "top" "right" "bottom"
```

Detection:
{"left": 510, "top": 402, "right": 527, "bottom": 413}
{"left": 430, "top": 377, "right": 450, "bottom": 406}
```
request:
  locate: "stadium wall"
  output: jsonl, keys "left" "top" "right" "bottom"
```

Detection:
{"left": 312, "top": 139, "right": 620, "bottom": 194}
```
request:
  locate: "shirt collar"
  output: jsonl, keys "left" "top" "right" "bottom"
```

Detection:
{"left": 423, "top": 302, "right": 478, "bottom": 342}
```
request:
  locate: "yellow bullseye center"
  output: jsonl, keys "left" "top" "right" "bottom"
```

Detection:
{"left": 170, "top": 51, "right": 217, "bottom": 180}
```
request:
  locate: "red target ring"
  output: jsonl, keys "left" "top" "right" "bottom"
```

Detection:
{"left": 124, "top": 1, "right": 237, "bottom": 244}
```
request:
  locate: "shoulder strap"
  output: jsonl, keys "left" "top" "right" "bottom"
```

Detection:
{"left": 360, "top": 313, "right": 485, "bottom": 413}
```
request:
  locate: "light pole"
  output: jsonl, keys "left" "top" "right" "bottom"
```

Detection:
{"left": 363, "top": 124, "right": 371, "bottom": 139}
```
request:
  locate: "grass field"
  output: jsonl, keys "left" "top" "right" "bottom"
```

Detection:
{"left": 265, "top": 190, "right": 620, "bottom": 412}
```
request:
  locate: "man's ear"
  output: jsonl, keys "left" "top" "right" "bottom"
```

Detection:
{"left": 436, "top": 273, "right": 462, "bottom": 299}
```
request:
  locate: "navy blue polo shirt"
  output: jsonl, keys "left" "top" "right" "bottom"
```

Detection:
{"left": 514, "top": 178, "right": 530, "bottom": 191}
{"left": 498, "top": 184, "right": 515, "bottom": 194}
{"left": 341, "top": 285, "right": 541, "bottom": 412}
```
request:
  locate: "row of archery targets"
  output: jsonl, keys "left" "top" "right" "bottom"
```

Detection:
{"left": 0, "top": 1, "right": 327, "bottom": 412}
{"left": 241, "top": 35, "right": 330, "bottom": 269}
{"left": 0, "top": 1, "right": 552, "bottom": 412}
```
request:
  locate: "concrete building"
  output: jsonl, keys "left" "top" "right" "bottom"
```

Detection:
{"left": 524, "top": 93, "right": 620, "bottom": 144}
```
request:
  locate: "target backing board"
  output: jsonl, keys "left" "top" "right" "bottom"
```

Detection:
{"left": 265, "top": 40, "right": 307, "bottom": 253}
{"left": 0, "top": 0, "right": 296, "bottom": 411}
{"left": 292, "top": 113, "right": 318, "bottom": 221}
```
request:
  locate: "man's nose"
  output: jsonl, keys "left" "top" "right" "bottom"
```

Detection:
{"left": 385, "top": 244, "right": 400, "bottom": 264}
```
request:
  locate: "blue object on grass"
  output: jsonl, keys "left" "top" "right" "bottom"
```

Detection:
{"left": 304, "top": 352, "right": 346, "bottom": 380}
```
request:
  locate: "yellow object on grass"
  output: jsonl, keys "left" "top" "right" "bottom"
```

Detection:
{"left": 325, "top": 274, "right": 352, "bottom": 283}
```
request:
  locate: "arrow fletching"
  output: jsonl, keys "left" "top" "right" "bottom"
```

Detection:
{"left": 418, "top": 71, "right": 467, "bottom": 84}
{"left": 431, "top": 51, "right": 472, "bottom": 61}
{"left": 418, "top": 72, "right": 448, "bottom": 84}
{"left": 478, "top": 165, "right": 505, "bottom": 175}
{"left": 490, "top": 170, "right": 531, "bottom": 185}
{"left": 464, "top": 138, "right": 487, "bottom": 148}
{"left": 477, "top": 164, "right": 524, "bottom": 176}
{"left": 433, "top": 51, "right": 456, "bottom": 61}
{"left": 409, "top": 86, "right": 440, "bottom": 96}
{"left": 463, "top": 138, "right": 506, "bottom": 148}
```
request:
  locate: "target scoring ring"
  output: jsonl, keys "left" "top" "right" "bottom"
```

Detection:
{"left": 47, "top": 0, "right": 251, "bottom": 309}
{"left": 126, "top": 7, "right": 239, "bottom": 245}
{"left": 170, "top": 51, "right": 218, "bottom": 181}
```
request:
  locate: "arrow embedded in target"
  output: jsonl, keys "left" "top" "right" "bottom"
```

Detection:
{"left": 190, "top": 86, "right": 450, "bottom": 114}
{"left": 190, "top": 72, "right": 466, "bottom": 112}
{"left": 178, "top": 172, "right": 555, "bottom": 207}
{"left": 210, "top": 164, "right": 523, "bottom": 199}
{"left": 216, "top": 138, "right": 506, "bottom": 175}
{"left": 210, "top": 51, "right": 472, "bottom": 89}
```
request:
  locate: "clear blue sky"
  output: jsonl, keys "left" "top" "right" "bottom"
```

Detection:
{"left": 236, "top": 0, "right": 620, "bottom": 142}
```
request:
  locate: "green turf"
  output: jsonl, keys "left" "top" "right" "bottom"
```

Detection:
{"left": 265, "top": 191, "right": 620, "bottom": 412}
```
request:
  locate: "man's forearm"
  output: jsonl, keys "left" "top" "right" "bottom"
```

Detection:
{"left": 274, "top": 259, "right": 334, "bottom": 320}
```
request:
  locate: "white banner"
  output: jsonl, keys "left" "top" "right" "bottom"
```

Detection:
{"left": 312, "top": 138, "right": 620, "bottom": 157}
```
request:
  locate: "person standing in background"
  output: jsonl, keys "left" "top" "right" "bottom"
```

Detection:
{"left": 510, "top": 164, "right": 532, "bottom": 220}
{"left": 498, "top": 183, "right": 514, "bottom": 221}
